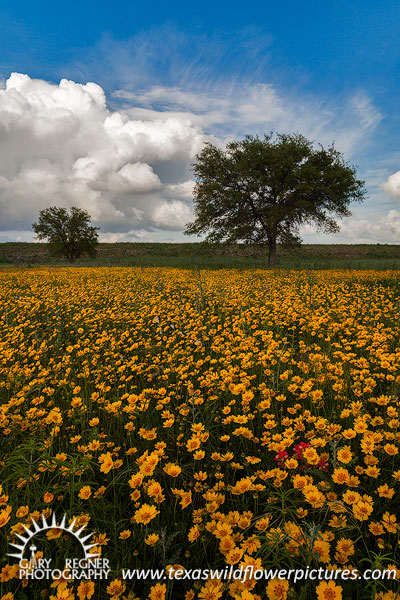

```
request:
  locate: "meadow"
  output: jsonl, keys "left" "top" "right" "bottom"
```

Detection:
{"left": 2, "top": 242, "right": 400, "bottom": 270}
{"left": 0, "top": 267, "right": 399, "bottom": 600}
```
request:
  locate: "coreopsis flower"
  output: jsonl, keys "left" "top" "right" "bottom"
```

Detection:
{"left": 241, "top": 535, "right": 261, "bottom": 555}
{"left": 329, "top": 515, "right": 347, "bottom": 528}
{"left": 377, "top": 484, "right": 395, "bottom": 499}
{"left": 49, "top": 581, "right": 75, "bottom": 600}
{"left": 46, "top": 528, "right": 63, "bottom": 540}
{"left": 148, "top": 583, "right": 167, "bottom": 600}
{"left": 312, "top": 540, "right": 331, "bottom": 563}
{"left": 93, "top": 486, "right": 106, "bottom": 498}
{"left": 133, "top": 504, "right": 159, "bottom": 525}
{"left": 106, "top": 579, "right": 126, "bottom": 597}
{"left": 92, "top": 533, "right": 109, "bottom": 546}
{"left": 342, "top": 490, "right": 361, "bottom": 505}
{"left": 230, "top": 477, "right": 253, "bottom": 495}
{"left": 172, "top": 488, "right": 192, "bottom": 508}
{"left": 98, "top": 452, "right": 114, "bottom": 474}
{"left": 188, "top": 524, "right": 200, "bottom": 542}
{"left": 332, "top": 468, "right": 350, "bottom": 484}
{"left": 255, "top": 516, "right": 272, "bottom": 530}
{"left": 369, "top": 521, "right": 385, "bottom": 536}
{"left": 78, "top": 486, "right": 92, "bottom": 500}
{"left": 193, "top": 450, "right": 205, "bottom": 460}
{"left": 337, "top": 446, "right": 353, "bottom": 464}
{"left": 316, "top": 580, "right": 342, "bottom": 600}
{"left": 211, "top": 520, "right": 231, "bottom": 540}
{"left": 128, "top": 473, "right": 144, "bottom": 489}
{"left": 336, "top": 538, "right": 355, "bottom": 556}
{"left": 385, "top": 565, "right": 399, "bottom": 580}
{"left": 4, "top": 262, "right": 400, "bottom": 600}
{"left": 0, "top": 563, "right": 19, "bottom": 582}
{"left": 384, "top": 444, "right": 398, "bottom": 456}
{"left": 302, "top": 447, "right": 320, "bottom": 465}
{"left": 77, "top": 581, "right": 95, "bottom": 600}
{"left": 293, "top": 474, "right": 313, "bottom": 490}
{"left": 15, "top": 506, "right": 29, "bottom": 518}
{"left": 365, "top": 465, "right": 381, "bottom": 478}
{"left": 219, "top": 536, "right": 235, "bottom": 554}
{"left": 266, "top": 578, "right": 289, "bottom": 600}
{"left": 198, "top": 579, "right": 223, "bottom": 600}
{"left": 303, "top": 485, "right": 325, "bottom": 508}
{"left": 88, "top": 440, "right": 101, "bottom": 451}
{"left": 145, "top": 533, "right": 159, "bottom": 546}
{"left": 139, "top": 457, "right": 159, "bottom": 476}
{"left": 353, "top": 500, "right": 374, "bottom": 521}
{"left": 382, "top": 512, "right": 397, "bottom": 533}
{"left": 225, "top": 547, "right": 244, "bottom": 565}
{"left": 146, "top": 480, "right": 163, "bottom": 499}
{"left": 163, "top": 463, "right": 182, "bottom": 477}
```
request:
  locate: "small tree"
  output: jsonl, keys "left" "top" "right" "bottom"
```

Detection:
{"left": 32, "top": 206, "right": 99, "bottom": 263}
{"left": 185, "top": 133, "right": 366, "bottom": 266}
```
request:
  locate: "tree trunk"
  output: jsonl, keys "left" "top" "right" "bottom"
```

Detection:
{"left": 267, "top": 239, "right": 276, "bottom": 268}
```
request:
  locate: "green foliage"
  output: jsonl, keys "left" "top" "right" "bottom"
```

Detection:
{"left": 32, "top": 206, "right": 99, "bottom": 262}
{"left": 185, "top": 133, "right": 366, "bottom": 266}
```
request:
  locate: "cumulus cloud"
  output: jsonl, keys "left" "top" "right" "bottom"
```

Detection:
{"left": 299, "top": 210, "right": 400, "bottom": 244}
{"left": 0, "top": 72, "right": 382, "bottom": 241}
{"left": 152, "top": 199, "right": 193, "bottom": 228}
{"left": 338, "top": 210, "right": 400, "bottom": 243}
{"left": 0, "top": 73, "right": 204, "bottom": 237}
{"left": 381, "top": 171, "right": 400, "bottom": 198}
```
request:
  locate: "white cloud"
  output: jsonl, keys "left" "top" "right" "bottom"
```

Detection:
{"left": 300, "top": 210, "right": 400, "bottom": 244}
{"left": 164, "top": 180, "right": 194, "bottom": 199}
{"left": 381, "top": 171, "right": 400, "bottom": 198}
{"left": 152, "top": 200, "right": 193, "bottom": 228}
{"left": 116, "top": 85, "right": 381, "bottom": 157}
{"left": 0, "top": 73, "right": 204, "bottom": 235}
{"left": 89, "top": 163, "right": 161, "bottom": 193}
{"left": 0, "top": 72, "right": 383, "bottom": 241}
{"left": 339, "top": 210, "right": 400, "bottom": 243}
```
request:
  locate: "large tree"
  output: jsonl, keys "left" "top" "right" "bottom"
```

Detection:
{"left": 32, "top": 206, "right": 99, "bottom": 263}
{"left": 185, "top": 133, "right": 366, "bottom": 266}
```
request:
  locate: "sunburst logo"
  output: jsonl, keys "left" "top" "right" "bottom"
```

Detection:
{"left": 7, "top": 513, "right": 100, "bottom": 565}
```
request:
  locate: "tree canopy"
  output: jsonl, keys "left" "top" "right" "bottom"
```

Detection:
{"left": 32, "top": 206, "right": 99, "bottom": 263}
{"left": 185, "top": 133, "right": 366, "bottom": 266}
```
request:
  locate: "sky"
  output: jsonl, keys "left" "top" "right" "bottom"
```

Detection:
{"left": 0, "top": 0, "right": 400, "bottom": 243}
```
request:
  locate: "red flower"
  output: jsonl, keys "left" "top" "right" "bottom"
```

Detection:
{"left": 274, "top": 450, "right": 289, "bottom": 467}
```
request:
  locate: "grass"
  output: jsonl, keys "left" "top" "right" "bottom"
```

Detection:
{"left": 1, "top": 242, "right": 400, "bottom": 270}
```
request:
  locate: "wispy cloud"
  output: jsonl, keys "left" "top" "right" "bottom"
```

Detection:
{"left": 70, "top": 26, "right": 381, "bottom": 158}
{"left": 69, "top": 25, "right": 275, "bottom": 94}
{"left": 115, "top": 84, "right": 381, "bottom": 158}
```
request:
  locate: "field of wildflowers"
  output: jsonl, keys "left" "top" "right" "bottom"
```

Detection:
{"left": 0, "top": 267, "right": 399, "bottom": 600}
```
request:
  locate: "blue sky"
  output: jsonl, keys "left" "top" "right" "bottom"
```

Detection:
{"left": 0, "top": 0, "right": 400, "bottom": 242}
